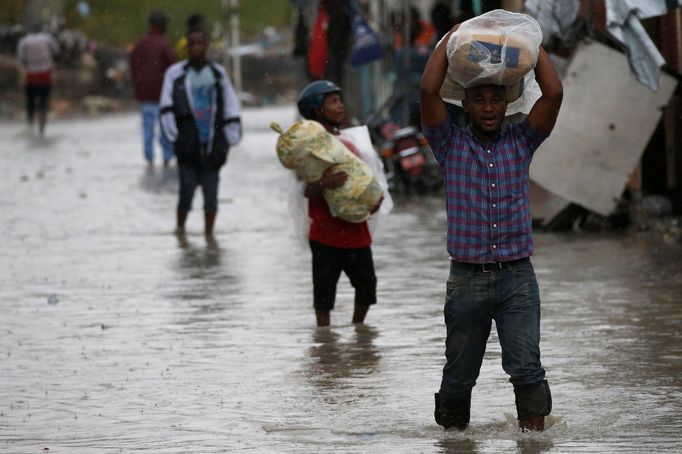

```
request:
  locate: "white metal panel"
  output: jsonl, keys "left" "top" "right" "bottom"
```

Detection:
{"left": 529, "top": 181, "right": 570, "bottom": 223}
{"left": 529, "top": 41, "right": 677, "bottom": 216}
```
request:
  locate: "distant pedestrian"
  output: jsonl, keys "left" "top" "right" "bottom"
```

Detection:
{"left": 130, "top": 11, "right": 176, "bottom": 167}
{"left": 307, "top": 0, "right": 351, "bottom": 87}
{"left": 392, "top": 7, "right": 436, "bottom": 50}
{"left": 431, "top": 2, "right": 454, "bottom": 40}
{"left": 324, "top": 0, "right": 352, "bottom": 87}
{"left": 296, "top": 80, "right": 384, "bottom": 327}
{"left": 174, "top": 13, "right": 205, "bottom": 61}
{"left": 160, "top": 25, "right": 241, "bottom": 237}
{"left": 420, "top": 24, "right": 563, "bottom": 431}
{"left": 16, "top": 24, "right": 59, "bottom": 136}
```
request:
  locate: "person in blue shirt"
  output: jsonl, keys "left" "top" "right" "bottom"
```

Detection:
{"left": 160, "top": 26, "right": 242, "bottom": 238}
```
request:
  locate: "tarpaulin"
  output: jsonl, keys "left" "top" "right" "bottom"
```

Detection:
{"left": 605, "top": 0, "right": 682, "bottom": 90}
{"left": 524, "top": 0, "right": 580, "bottom": 45}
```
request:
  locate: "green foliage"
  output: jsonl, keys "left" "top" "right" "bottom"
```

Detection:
{"left": 0, "top": 0, "right": 26, "bottom": 23}
{"left": 3, "top": 0, "right": 293, "bottom": 45}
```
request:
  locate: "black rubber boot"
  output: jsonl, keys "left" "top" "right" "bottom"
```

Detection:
{"left": 434, "top": 392, "right": 470, "bottom": 430}
{"left": 514, "top": 380, "right": 552, "bottom": 420}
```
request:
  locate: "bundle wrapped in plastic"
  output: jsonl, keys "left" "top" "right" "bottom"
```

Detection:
{"left": 271, "top": 120, "right": 384, "bottom": 223}
{"left": 439, "top": 9, "right": 543, "bottom": 115}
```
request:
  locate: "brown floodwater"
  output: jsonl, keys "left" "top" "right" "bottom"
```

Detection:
{"left": 1, "top": 107, "right": 681, "bottom": 453}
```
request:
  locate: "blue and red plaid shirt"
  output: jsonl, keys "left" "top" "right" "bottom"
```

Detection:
{"left": 422, "top": 118, "right": 548, "bottom": 263}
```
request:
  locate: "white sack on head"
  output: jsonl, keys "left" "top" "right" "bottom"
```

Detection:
{"left": 441, "top": 69, "right": 542, "bottom": 116}
{"left": 439, "top": 9, "right": 543, "bottom": 115}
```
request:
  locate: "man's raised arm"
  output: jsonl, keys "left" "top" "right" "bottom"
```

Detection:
{"left": 526, "top": 47, "right": 563, "bottom": 135}
{"left": 420, "top": 26, "right": 458, "bottom": 128}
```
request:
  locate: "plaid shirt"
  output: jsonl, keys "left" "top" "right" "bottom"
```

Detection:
{"left": 422, "top": 118, "right": 548, "bottom": 263}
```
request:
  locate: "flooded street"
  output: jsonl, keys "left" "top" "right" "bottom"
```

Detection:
{"left": 1, "top": 106, "right": 681, "bottom": 453}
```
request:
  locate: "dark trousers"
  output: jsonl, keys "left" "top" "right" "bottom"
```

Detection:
{"left": 25, "top": 84, "right": 51, "bottom": 120}
{"left": 177, "top": 163, "right": 219, "bottom": 212}
{"left": 440, "top": 258, "right": 546, "bottom": 403}
{"left": 309, "top": 240, "right": 377, "bottom": 311}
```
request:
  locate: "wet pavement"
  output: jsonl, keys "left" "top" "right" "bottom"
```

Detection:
{"left": 1, "top": 107, "right": 681, "bottom": 453}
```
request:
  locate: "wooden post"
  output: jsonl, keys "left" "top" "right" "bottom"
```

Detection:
{"left": 230, "top": 0, "right": 242, "bottom": 94}
{"left": 665, "top": 95, "right": 680, "bottom": 189}
{"left": 401, "top": 0, "right": 411, "bottom": 126}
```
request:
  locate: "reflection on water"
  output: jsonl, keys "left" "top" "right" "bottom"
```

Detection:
{"left": 174, "top": 230, "right": 222, "bottom": 271}
{"left": 436, "top": 437, "right": 478, "bottom": 453}
{"left": 307, "top": 325, "right": 381, "bottom": 390}
{"left": 138, "top": 166, "right": 178, "bottom": 195}
{"left": 515, "top": 436, "right": 555, "bottom": 454}
{"left": 172, "top": 231, "right": 225, "bottom": 296}
{"left": 1, "top": 110, "right": 681, "bottom": 453}
{"left": 168, "top": 232, "right": 244, "bottom": 334}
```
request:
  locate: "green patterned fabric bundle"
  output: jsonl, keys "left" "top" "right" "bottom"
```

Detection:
{"left": 271, "top": 120, "right": 383, "bottom": 223}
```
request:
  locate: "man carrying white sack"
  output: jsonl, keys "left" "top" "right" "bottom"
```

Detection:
{"left": 420, "top": 18, "right": 563, "bottom": 432}
{"left": 297, "top": 80, "right": 386, "bottom": 327}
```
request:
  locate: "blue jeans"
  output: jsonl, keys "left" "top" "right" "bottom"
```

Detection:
{"left": 177, "top": 164, "right": 219, "bottom": 212}
{"left": 440, "top": 258, "right": 546, "bottom": 403}
{"left": 139, "top": 102, "right": 173, "bottom": 163}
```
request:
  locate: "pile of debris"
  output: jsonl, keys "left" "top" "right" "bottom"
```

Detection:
{"left": 525, "top": 0, "right": 681, "bottom": 235}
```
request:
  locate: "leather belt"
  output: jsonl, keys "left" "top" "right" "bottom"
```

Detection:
{"left": 454, "top": 257, "right": 529, "bottom": 273}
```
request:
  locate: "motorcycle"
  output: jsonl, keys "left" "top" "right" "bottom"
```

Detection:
{"left": 376, "top": 125, "right": 442, "bottom": 194}
{"left": 366, "top": 94, "right": 442, "bottom": 194}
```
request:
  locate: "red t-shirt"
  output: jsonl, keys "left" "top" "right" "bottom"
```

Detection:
{"left": 130, "top": 29, "right": 176, "bottom": 102}
{"left": 308, "top": 136, "right": 372, "bottom": 249}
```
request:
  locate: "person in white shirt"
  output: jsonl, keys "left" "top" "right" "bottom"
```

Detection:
{"left": 160, "top": 26, "right": 241, "bottom": 238}
{"left": 16, "top": 25, "right": 59, "bottom": 136}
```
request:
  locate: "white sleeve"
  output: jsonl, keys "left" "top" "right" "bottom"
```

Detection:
{"left": 218, "top": 67, "right": 242, "bottom": 146}
{"left": 159, "top": 66, "right": 179, "bottom": 143}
